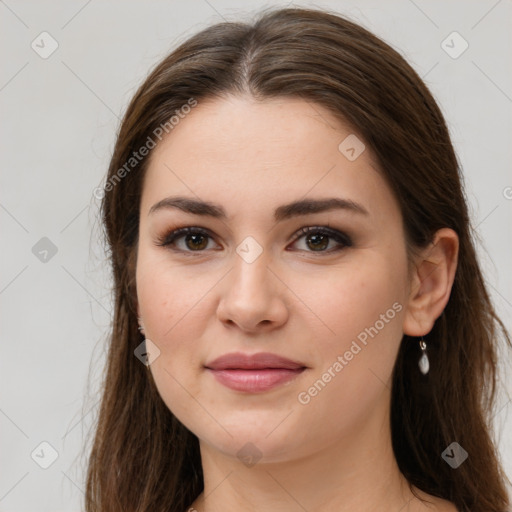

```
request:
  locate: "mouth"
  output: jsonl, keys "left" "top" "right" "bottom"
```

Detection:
{"left": 204, "top": 352, "right": 307, "bottom": 393}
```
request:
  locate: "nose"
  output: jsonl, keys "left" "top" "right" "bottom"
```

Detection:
{"left": 216, "top": 251, "right": 289, "bottom": 334}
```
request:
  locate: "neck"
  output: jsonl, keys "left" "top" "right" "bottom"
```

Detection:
{"left": 188, "top": 396, "right": 423, "bottom": 512}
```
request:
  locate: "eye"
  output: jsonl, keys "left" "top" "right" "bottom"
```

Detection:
{"left": 155, "top": 225, "right": 352, "bottom": 255}
{"left": 155, "top": 227, "right": 217, "bottom": 252}
{"left": 289, "top": 226, "right": 352, "bottom": 253}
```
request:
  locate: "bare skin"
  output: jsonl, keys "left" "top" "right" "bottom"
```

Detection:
{"left": 135, "top": 95, "right": 459, "bottom": 512}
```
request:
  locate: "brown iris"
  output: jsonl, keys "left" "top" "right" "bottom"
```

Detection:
{"left": 185, "top": 233, "right": 208, "bottom": 251}
{"left": 306, "top": 232, "right": 329, "bottom": 251}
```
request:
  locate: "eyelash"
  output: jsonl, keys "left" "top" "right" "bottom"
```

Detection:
{"left": 155, "top": 225, "right": 353, "bottom": 255}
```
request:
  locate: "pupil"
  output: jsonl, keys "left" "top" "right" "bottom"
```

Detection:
{"left": 186, "top": 234, "right": 207, "bottom": 250}
{"left": 307, "top": 233, "right": 328, "bottom": 251}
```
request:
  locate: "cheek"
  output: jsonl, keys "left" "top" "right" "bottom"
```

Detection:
{"left": 290, "top": 260, "right": 406, "bottom": 444}
{"left": 136, "top": 247, "right": 212, "bottom": 341}
{"left": 299, "top": 256, "right": 406, "bottom": 401}
{"left": 135, "top": 249, "right": 219, "bottom": 420}
{"left": 305, "top": 253, "right": 406, "bottom": 346}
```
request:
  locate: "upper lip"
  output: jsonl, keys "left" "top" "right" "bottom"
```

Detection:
{"left": 205, "top": 352, "right": 306, "bottom": 371}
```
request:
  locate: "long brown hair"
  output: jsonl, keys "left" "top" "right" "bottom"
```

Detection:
{"left": 85, "top": 7, "right": 511, "bottom": 511}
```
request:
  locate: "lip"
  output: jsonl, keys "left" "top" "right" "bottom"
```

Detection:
{"left": 206, "top": 352, "right": 306, "bottom": 371}
{"left": 205, "top": 352, "right": 307, "bottom": 393}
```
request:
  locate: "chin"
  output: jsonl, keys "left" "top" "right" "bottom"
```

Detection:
{"left": 193, "top": 413, "right": 310, "bottom": 463}
{"left": 203, "top": 432, "right": 301, "bottom": 465}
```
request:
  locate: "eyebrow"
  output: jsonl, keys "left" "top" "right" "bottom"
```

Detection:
{"left": 148, "top": 196, "right": 369, "bottom": 221}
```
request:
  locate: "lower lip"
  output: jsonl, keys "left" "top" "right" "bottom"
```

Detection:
{"left": 206, "top": 368, "right": 305, "bottom": 392}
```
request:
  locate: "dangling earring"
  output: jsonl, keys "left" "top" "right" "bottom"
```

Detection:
{"left": 418, "top": 338, "right": 429, "bottom": 375}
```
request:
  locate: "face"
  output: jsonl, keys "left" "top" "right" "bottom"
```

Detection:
{"left": 136, "top": 95, "right": 411, "bottom": 462}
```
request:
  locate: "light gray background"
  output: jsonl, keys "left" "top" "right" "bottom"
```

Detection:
{"left": 1, "top": 0, "right": 511, "bottom": 510}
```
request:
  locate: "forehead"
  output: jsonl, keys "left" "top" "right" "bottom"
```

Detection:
{"left": 148, "top": 95, "right": 367, "bottom": 167}
{"left": 141, "top": 95, "right": 396, "bottom": 223}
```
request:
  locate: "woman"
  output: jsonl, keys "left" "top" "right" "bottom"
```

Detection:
{"left": 85, "top": 6, "right": 511, "bottom": 512}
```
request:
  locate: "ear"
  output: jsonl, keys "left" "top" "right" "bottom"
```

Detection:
{"left": 403, "top": 228, "right": 459, "bottom": 336}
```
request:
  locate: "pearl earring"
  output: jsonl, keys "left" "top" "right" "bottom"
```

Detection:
{"left": 418, "top": 338, "right": 429, "bottom": 375}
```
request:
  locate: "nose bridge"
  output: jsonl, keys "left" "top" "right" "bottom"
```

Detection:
{"left": 228, "top": 232, "right": 270, "bottom": 286}
{"left": 216, "top": 240, "right": 288, "bottom": 331}
{"left": 230, "top": 243, "right": 273, "bottom": 298}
